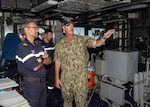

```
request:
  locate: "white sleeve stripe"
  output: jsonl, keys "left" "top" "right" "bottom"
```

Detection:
{"left": 44, "top": 47, "right": 55, "bottom": 51}
{"left": 16, "top": 52, "right": 44, "bottom": 63}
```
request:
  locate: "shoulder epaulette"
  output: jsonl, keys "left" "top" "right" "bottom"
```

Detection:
{"left": 23, "top": 42, "right": 28, "bottom": 46}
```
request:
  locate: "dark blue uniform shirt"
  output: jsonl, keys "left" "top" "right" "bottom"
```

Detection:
{"left": 41, "top": 40, "right": 55, "bottom": 60}
{"left": 41, "top": 40, "right": 55, "bottom": 69}
{"left": 42, "top": 41, "right": 55, "bottom": 60}
{"left": 16, "top": 38, "right": 46, "bottom": 78}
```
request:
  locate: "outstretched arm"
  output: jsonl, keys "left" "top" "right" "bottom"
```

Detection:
{"left": 93, "top": 29, "right": 115, "bottom": 48}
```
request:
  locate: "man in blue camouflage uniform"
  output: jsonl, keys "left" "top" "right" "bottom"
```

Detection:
{"left": 54, "top": 17, "right": 115, "bottom": 107}
{"left": 16, "top": 21, "right": 52, "bottom": 107}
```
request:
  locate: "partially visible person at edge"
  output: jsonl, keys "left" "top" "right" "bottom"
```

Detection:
{"left": 18, "top": 28, "right": 25, "bottom": 41}
{"left": 16, "top": 21, "right": 52, "bottom": 107}
{"left": 54, "top": 17, "right": 115, "bottom": 107}
{"left": 34, "top": 27, "right": 46, "bottom": 45}
{"left": 41, "top": 28, "right": 56, "bottom": 103}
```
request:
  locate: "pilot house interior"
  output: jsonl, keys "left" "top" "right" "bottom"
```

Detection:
{"left": 0, "top": 0, "right": 150, "bottom": 107}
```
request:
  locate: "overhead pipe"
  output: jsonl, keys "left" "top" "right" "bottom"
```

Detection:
{"left": 31, "top": 0, "right": 58, "bottom": 12}
{"left": 117, "top": 4, "right": 148, "bottom": 11}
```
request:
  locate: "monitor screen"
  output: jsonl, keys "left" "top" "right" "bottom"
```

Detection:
{"left": 74, "top": 27, "right": 85, "bottom": 36}
{"left": 88, "top": 28, "right": 105, "bottom": 39}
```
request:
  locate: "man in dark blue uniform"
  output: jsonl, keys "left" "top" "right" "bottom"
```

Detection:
{"left": 16, "top": 21, "right": 52, "bottom": 107}
{"left": 41, "top": 29, "right": 56, "bottom": 103}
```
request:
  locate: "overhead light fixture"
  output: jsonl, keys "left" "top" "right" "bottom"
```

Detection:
{"left": 117, "top": 4, "right": 148, "bottom": 11}
{"left": 31, "top": 0, "right": 58, "bottom": 12}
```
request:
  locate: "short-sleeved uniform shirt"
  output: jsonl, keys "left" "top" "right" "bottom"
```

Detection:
{"left": 54, "top": 35, "right": 95, "bottom": 73}
{"left": 16, "top": 38, "right": 46, "bottom": 78}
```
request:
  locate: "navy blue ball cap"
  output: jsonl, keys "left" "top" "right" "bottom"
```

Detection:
{"left": 61, "top": 17, "right": 74, "bottom": 26}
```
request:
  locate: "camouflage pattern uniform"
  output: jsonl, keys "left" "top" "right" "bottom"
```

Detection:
{"left": 54, "top": 35, "right": 95, "bottom": 107}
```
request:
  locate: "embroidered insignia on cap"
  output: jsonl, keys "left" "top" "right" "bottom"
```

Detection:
{"left": 64, "top": 17, "right": 72, "bottom": 22}
{"left": 61, "top": 16, "right": 74, "bottom": 26}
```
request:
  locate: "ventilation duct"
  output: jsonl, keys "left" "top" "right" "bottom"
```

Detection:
{"left": 31, "top": 0, "right": 58, "bottom": 12}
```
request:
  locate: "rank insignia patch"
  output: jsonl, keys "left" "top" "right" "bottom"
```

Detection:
{"left": 23, "top": 42, "right": 28, "bottom": 46}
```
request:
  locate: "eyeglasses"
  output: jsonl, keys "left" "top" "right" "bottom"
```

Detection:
{"left": 64, "top": 22, "right": 74, "bottom": 26}
{"left": 65, "top": 23, "right": 71, "bottom": 26}
{"left": 26, "top": 26, "right": 39, "bottom": 30}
